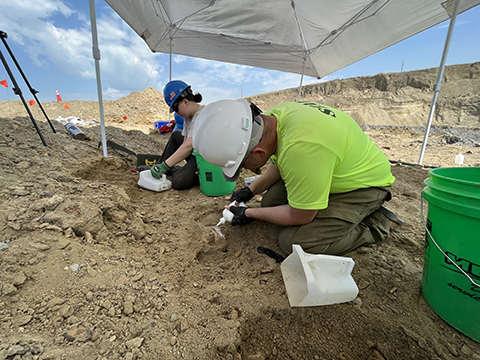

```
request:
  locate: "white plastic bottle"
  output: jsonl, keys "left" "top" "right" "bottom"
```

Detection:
{"left": 137, "top": 171, "right": 172, "bottom": 192}
{"left": 216, "top": 201, "right": 246, "bottom": 226}
{"left": 216, "top": 208, "right": 234, "bottom": 226}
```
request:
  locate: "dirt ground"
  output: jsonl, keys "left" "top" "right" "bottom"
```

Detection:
{"left": 1, "top": 63, "right": 480, "bottom": 360}
{"left": 0, "top": 114, "right": 479, "bottom": 360}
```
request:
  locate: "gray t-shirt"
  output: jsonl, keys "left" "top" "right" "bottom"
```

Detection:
{"left": 182, "top": 105, "right": 204, "bottom": 139}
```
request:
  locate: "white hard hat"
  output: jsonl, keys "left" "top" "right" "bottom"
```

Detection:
{"left": 192, "top": 99, "right": 264, "bottom": 182}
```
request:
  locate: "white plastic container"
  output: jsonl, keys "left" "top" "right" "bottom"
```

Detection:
{"left": 137, "top": 171, "right": 172, "bottom": 192}
{"left": 455, "top": 153, "right": 464, "bottom": 165}
{"left": 244, "top": 175, "right": 261, "bottom": 187}
{"left": 280, "top": 244, "right": 359, "bottom": 307}
{"left": 65, "top": 123, "right": 86, "bottom": 140}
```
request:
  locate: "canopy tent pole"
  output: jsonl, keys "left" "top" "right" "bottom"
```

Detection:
{"left": 297, "top": 59, "right": 306, "bottom": 102}
{"left": 169, "top": 38, "right": 172, "bottom": 81}
{"left": 290, "top": 0, "right": 308, "bottom": 103}
{"left": 418, "top": 0, "right": 460, "bottom": 165}
{"left": 168, "top": 37, "right": 172, "bottom": 121}
{"left": 89, "top": 0, "right": 108, "bottom": 158}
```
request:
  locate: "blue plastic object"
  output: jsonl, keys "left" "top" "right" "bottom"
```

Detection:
{"left": 174, "top": 113, "right": 185, "bottom": 132}
{"left": 154, "top": 121, "right": 169, "bottom": 129}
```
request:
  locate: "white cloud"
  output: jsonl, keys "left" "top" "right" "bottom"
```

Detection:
{"left": 1, "top": 0, "right": 162, "bottom": 100}
{"left": 173, "top": 55, "right": 188, "bottom": 64}
{"left": 84, "top": 9, "right": 163, "bottom": 98}
{"left": 162, "top": 60, "right": 245, "bottom": 104}
{"left": 104, "top": 87, "right": 128, "bottom": 100}
{"left": 190, "top": 58, "right": 254, "bottom": 85}
{"left": 2, "top": 1, "right": 75, "bottom": 43}
{"left": 156, "top": 55, "right": 324, "bottom": 104}
{"left": 1, "top": 1, "right": 93, "bottom": 78}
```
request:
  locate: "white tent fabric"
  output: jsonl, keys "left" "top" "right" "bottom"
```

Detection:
{"left": 104, "top": 0, "right": 480, "bottom": 80}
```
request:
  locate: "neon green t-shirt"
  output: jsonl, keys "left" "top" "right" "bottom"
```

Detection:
{"left": 265, "top": 102, "right": 395, "bottom": 210}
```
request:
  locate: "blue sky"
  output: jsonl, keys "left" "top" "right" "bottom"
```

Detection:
{"left": 1, "top": 1, "right": 479, "bottom": 105}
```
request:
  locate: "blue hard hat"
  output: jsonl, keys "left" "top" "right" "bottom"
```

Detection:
{"left": 163, "top": 80, "right": 191, "bottom": 113}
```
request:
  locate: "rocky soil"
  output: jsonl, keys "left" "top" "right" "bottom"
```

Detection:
{"left": 0, "top": 63, "right": 479, "bottom": 360}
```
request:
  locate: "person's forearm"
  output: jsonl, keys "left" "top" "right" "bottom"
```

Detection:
{"left": 244, "top": 205, "right": 316, "bottom": 226}
{"left": 249, "top": 164, "right": 281, "bottom": 195}
{"left": 165, "top": 138, "right": 193, "bottom": 167}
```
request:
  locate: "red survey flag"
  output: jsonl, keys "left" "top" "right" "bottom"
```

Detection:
{"left": 29, "top": 99, "right": 36, "bottom": 106}
{"left": 64, "top": 104, "right": 70, "bottom": 109}
{"left": 56, "top": 88, "right": 62, "bottom": 102}
{"left": 123, "top": 116, "right": 127, "bottom": 120}
{"left": 0, "top": 79, "right": 7, "bottom": 88}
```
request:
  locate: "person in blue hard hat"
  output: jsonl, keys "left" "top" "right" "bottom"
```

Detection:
{"left": 151, "top": 80, "right": 204, "bottom": 190}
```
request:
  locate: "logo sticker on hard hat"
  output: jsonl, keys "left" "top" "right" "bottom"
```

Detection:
{"left": 242, "top": 117, "right": 250, "bottom": 130}
{"left": 170, "top": 91, "right": 176, "bottom": 101}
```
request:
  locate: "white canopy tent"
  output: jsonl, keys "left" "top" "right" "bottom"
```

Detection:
{"left": 90, "top": 0, "right": 480, "bottom": 162}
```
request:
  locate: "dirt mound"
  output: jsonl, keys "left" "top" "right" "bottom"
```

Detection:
{"left": 0, "top": 87, "right": 170, "bottom": 130}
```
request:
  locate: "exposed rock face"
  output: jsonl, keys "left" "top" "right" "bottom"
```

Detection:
{"left": 246, "top": 62, "right": 480, "bottom": 128}
{"left": 0, "top": 62, "right": 478, "bottom": 130}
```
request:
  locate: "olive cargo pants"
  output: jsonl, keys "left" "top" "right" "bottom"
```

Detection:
{"left": 261, "top": 180, "right": 392, "bottom": 256}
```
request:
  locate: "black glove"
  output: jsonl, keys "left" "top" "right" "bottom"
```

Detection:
{"left": 230, "top": 186, "right": 254, "bottom": 203}
{"left": 229, "top": 206, "right": 255, "bottom": 226}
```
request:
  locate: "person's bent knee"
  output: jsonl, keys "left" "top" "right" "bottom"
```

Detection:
{"left": 261, "top": 180, "right": 288, "bottom": 208}
{"left": 172, "top": 177, "right": 197, "bottom": 190}
{"left": 172, "top": 171, "right": 198, "bottom": 190}
{"left": 278, "top": 226, "right": 300, "bottom": 256}
{"left": 171, "top": 131, "right": 184, "bottom": 143}
{"left": 278, "top": 232, "right": 332, "bottom": 256}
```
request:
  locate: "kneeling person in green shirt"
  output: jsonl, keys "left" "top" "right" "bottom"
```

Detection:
{"left": 193, "top": 100, "right": 397, "bottom": 256}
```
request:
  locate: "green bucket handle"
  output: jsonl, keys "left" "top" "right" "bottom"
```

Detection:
{"left": 420, "top": 193, "right": 480, "bottom": 288}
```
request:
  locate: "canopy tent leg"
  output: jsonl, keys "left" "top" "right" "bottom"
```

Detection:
{"left": 297, "top": 59, "right": 306, "bottom": 102}
{"left": 89, "top": 0, "right": 108, "bottom": 158}
{"left": 1, "top": 31, "right": 56, "bottom": 134}
{"left": 168, "top": 37, "right": 172, "bottom": 122}
{"left": 169, "top": 38, "right": 172, "bottom": 81}
{"left": 291, "top": 0, "right": 308, "bottom": 103}
{"left": 0, "top": 44, "right": 47, "bottom": 146}
{"left": 418, "top": 0, "right": 460, "bottom": 165}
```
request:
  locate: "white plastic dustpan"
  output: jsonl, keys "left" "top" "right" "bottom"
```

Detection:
{"left": 280, "top": 244, "right": 359, "bottom": 307}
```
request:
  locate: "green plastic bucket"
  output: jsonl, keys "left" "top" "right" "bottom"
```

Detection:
{"left": 422, "top": 167, "right": 480, "bottom": 342}
{"left": 193, "top": 150, "right": 235, "bottom": 197}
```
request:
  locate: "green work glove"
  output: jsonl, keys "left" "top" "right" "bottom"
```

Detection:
{"left": 150, "top": 162, "right": 171, "bottom": 179}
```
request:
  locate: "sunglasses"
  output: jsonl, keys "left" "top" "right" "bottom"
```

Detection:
{"left": 172, "top": 98, "right": 185, "bottom": 113}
